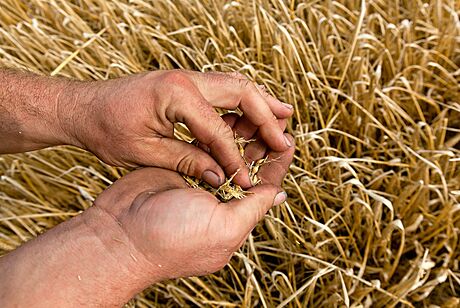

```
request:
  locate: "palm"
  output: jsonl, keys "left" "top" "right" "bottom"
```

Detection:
{"left": 95, "top": 168, "right": 239, "bottom": 279}
{"left": 126, "top": 186, "right": 233, "bottom": 277}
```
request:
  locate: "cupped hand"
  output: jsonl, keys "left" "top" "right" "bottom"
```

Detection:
{"left": 93, "top": 133, "right": 294, "bottom": 281}
{"left": 69, "top": 70, "right": 293, "bottom": 188}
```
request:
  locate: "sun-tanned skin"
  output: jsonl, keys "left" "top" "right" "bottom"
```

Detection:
{"left": 0, "top": 69, "right": 294, "bottom": 306}
{"left": 0, "top": 140, "right": 293, "bottom": 307}
{"left": 0, "top": 69, "right": 293, "bottom": 188}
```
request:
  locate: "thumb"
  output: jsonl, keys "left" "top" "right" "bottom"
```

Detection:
{"left": 145, "top": 138, "right": 225, "bottom": 187}
{"left": 228, "top": 184, "right": 287, "bottom": 231}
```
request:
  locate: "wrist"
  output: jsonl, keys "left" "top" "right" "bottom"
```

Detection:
{"left": 54, "top": 79, "right": 98, "bottom": 149}
{"left": 0, "top": 70, "right": 87, "bottom": 153}
{"left": 83, "top": 204, "right": 163, "bottom": 285}
{"left": 0, "top": 205, "right": 161, "bottom": 307}
{"left": 75, "top": 205, "right": 163, "bottom": 304}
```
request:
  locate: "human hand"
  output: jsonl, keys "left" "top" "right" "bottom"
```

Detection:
{"left": 93, "top": 133, "right": 294, "bottom": 281}
{"left": 65, "top": 70, "right": 293, "bottom": 188}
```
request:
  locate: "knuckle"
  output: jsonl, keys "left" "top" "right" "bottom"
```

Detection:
{"left": 161, "top": 70, "right": 191, "bottom": 88}
{"left": 220, "top": 158, "right": 241, "bottom": 174}
{"left": 195, "top": 99, "right": 212, "bottom": 115}
{"left": 228, "top": 71, "right": 247, "bottom": 80}
{"left": 260, "top": 115, "right": 278, "bottom": 129}
{"left": 257, "top": 84, "right": 271, "bottom": 97}
{"left": 212, "top": 118, "right": 234, "bottom": 139}
{"left": 236, "top": 77, "right": 252, "bottom": 89}
{"left": 176, "top": 152, "right": 197, "bottom": 176}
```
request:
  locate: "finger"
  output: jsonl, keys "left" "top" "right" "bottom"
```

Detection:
{"left": 120, "top": 168, "right": 188, "bottom": 190}
{"left": 233, "top": 115, "right": 258, "bottom": 140}
{"left": 231, "top": 115, "right": 285, "bottom": 145}
{"left": 188, "top": 72, "right": 292, "bottom": 152}
{"left": 221, "top": 113, "right": 239, "bottom": 128}
{"left": 94, "top": 167, "right": 187, "bottom": 216}
{"left": 256, "top": 84, "right": 293, "bottom": 119}
{"left": 244, "top": 140, "right": 267, "bottom": 163}
{"left": 227, "top": 184, "right": 287, "bottom": 231}
{"left": 139, "top": 138, "right": 226, "bottom": 188}
{"left": 197, "top": 113, "right": 239, "bottom": 153}
{"left": 172, "top": 98, "right": 251, "bottom": 188}
{"left": 256, "top": 133, "right": 295, "bottom": 186}
{"left": 189, "top": 71, "right": 293, "bottom": 119}
{"left": 244, "top": 118, "right": 287, "bottom": 162}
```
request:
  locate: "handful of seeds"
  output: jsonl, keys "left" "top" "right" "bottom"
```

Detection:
{"left": 183, "top": 136, "right": 269, "bottom": 202}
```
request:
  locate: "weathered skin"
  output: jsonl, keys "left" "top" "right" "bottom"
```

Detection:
{"left": 0, "top": 69, "right": 293, "bottom": 188}
{"left": 0, "top": 135, "right": 294, "bottom": 307}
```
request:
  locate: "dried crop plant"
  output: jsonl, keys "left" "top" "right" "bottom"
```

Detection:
{"left": 0, "top": 0, "right": 459, "bottom": 307}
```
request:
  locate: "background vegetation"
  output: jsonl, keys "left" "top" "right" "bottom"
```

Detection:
{"left": 1, "top": 0, "right": 459, "bottom": 306}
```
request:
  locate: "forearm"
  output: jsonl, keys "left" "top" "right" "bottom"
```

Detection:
{"left": 0, "top": 69, "right": 89, "bottom": 153}
{"left": 0, "top": 205, "right": 159, "bottom": 307}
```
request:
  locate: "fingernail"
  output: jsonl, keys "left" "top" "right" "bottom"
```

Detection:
{"left": 273, "top": 191, "right": 287, "bottom": 206}
{"left": 284, "top": 135, "right": 292, "bottom": 147}
{"left": 202, "top": 170, "right": 222, "bottom": 187}
{"left": 282, "top": 102, "right": 293, "bottom": 109}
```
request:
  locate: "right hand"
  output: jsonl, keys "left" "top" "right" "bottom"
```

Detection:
{"left": 65, "top": 70, "right": 293, "bottom": 188}
{"left": 93, "top": 133, "right": 294, "bottom": 281}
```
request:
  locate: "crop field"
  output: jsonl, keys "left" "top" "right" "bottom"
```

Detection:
{"left": 0, "top": 0, "right": 459, "bottom": 307}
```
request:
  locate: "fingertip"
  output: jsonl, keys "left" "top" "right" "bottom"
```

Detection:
{"left": 275, "top": 101, "right": 294, "bottom": 118}
{"left": 244, "top": 139, "right": 267, "bottom": 163}
{"left": 230, "top": 183, "right": 281, "bottom": 229}
{"left": 258, "top": 123, "right": 287, "bottom": 152}
{"left": 256, "top": 85, "right": 293, "bottom": 119}
{"left": 273, "top": 191, "right": 287, "bottom": 206}
{"left": 256, "top": 135, "right": 295, "bottom": 186}
{"left": 282, "top": 102, "right": 294, "bottom": 111}
{"left": 202, "top": 169, "right": 224, "bottom": 188}
{"left": 275, "top": 132, "right": 295, "bottom": 151}
{"left": 272, "top": 133, "right": 295, "bottom": 162}
{"left": 275, "top": 130, "right": 292, "bottom": 151}
{"left": 283, "top": 134, "right": 293, "bottom": 148}
{"left": 221, "top": 113, "right": 239, "bottom": 128}
{"left": 284, "top": 133, "right": 295, "bottom": 147}
{"left": 246, "top": 184, "right": 282, "bottom": 212}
